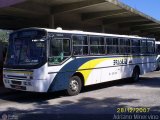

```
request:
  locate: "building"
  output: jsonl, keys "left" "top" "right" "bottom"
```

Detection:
{"left": 0, "top": 0, "right": 159, "bottom": 40}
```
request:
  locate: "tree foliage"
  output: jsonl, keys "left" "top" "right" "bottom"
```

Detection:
{"left": 0, "top": 30, "right": 11, "bottom": 43}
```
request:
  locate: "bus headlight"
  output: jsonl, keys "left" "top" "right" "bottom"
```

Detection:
{"left": 24, "top": 72, "right": 33, "bottom": 80}
{"left": 27, "top": 75, "right": 33, "bottom": 80}
{"left": 23, "top": 81, "right": 32, "bottom": 86}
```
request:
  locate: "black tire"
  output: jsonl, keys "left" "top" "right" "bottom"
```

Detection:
{"left": 156, "top": 59, "right": 160, "bottom": 71}
{"left": 66, "top": 76, "right": 82, "bottom": 96}
{"left": 131, "top": 67, "right": 140, "bottom": 82}
{"left": 156, "top": 67, "right": 160, "bottom": 71}
{"left": 156, "top": 63, "right": 160, "bottom": 71}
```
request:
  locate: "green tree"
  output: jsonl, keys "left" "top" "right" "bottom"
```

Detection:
{"left": 0, "top": 30, "right": 10, "bottom": 43}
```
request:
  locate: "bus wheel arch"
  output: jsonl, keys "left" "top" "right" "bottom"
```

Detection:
{"left": 131, "top": 65, "right": 140, "bottom": 82}
{"left": 66, "top": 72, "right": 84, "bottom": 96}
{"left": 72, "top": 72, "right": 85, "bottom": 87}
{"left": 156, "top": 60, "right": 160, "bottom": 71}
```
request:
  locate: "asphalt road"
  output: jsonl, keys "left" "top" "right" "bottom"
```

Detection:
{"left": 0, "top": 71, "right": 160, "bottom": 120}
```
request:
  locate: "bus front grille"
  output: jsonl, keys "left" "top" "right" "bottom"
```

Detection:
{"left": 7, "top": 75, "right": 28, "bottom": 79}
{"left": 11, "top": 80, "right": 22, "bottom": 85}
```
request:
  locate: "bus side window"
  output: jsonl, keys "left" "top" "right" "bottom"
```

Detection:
{"left": 147, "top": 40, "right": 155, "bottom": 54}
{"left": 106, "top": 37, "right": 112, "bottom": 54}
{"left": 112, "top": 38, "right": 118, "bottom": 54}
{"left": 119, "top": 38, "right": 130, "bottom": 55}
{"left": 119, "top": 38, "right": 126, "bottom": 54}
{"left": 49, "top": 37, "right": 71, "bottom": 65}
{"left": 90, "top": 36, "right": 105, "bottom": 55}
{"left": 156, "top": 44, "right": 160, "bottom": 54}
{"left": 141, "top": 40, "right": 147, "bottom": 54}
{"left": 50, "top": 40, "right": 59, "bottom": 56}
{"left": 126, "top": 39, "right": 131, "bottom": 54}
{"left": 106, "top": 37, "right": 118, "bottom": 55}
{"left": 72, "top": 35, "right": 88, "bottom": 55}
{"left": 131, "top": 39, "right": 140, "bottom": 54}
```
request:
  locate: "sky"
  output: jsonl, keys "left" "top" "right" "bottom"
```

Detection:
{"left": 119, "top": 0, "right": 160, "bottom": 21}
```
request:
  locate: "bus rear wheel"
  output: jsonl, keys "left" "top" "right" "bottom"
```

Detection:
{"left": 66, "top": 76, "right": 82, "bottom": 96}
{"left": 131, "top": 67, "right": 140, "bottom": 82}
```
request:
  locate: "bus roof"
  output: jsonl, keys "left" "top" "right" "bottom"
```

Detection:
{"left": 16, "top": 27, "right": 156, "bottom": 40}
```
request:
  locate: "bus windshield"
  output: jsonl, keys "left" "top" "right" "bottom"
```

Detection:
{"left": 5, "top": 37, "right": 46, "bottom": 66}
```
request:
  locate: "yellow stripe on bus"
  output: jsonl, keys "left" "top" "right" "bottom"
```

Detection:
{"left": 77, "top": 58, "right": 108, "bottom": 84}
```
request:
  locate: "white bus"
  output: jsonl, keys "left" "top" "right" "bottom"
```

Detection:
{"left": 3, "top": 28, "right": 156, "bottom": 95}
{"left": 155, "top": 41, "right": 160, "bottom": 70}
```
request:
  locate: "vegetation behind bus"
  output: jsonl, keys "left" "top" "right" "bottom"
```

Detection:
{"left": 0, "top": 30, "right": 10, "bottom": 85}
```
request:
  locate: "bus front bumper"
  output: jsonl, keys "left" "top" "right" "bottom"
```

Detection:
{"left": 3, "top": 79, "right": 50, "bottom": 92}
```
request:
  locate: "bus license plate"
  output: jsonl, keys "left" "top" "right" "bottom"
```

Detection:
{"left": 11, "top": 85, "right": 26, "bottom": 90}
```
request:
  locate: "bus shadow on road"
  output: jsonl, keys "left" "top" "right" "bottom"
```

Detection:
{"left": 81, "top": 76, "right": 160, "bottom": 93}
{"left": 135, "top": 77, "right": 160, "bottom": 88}
{"left": 0, "top": 79, "right": 134, "bottom": 103}
{"left": 0, "top": 89, "right": 67, "bottom": 104}
{"left": 0, "top": 76, "right": 160, "bottom": 103}
{"left": 0, "top": 97, "right": 139, "bottom": 116}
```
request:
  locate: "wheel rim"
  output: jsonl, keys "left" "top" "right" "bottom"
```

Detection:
{"left": 69, "top": 80, "right": 79, "bottom": 92}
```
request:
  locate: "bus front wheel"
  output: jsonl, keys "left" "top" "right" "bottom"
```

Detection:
{"left": 131, "top": 67, "right": 140, "bottom": 82}
{"left": 66, "top": 76, "right": 82, "bottom": 96}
